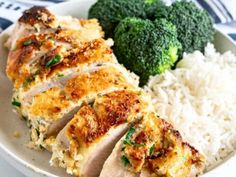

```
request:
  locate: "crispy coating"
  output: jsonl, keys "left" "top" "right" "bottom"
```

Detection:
{"left": 29, "top": 66, "right": 135, "bottom": 121}
{"left": 30, "top": 87, "right": 72, "bottom": 121}
{"left": 50, "top": 38, "right": 114, "bottom": 75}
{"left": 7, "top": 8, "right": 106, "bottom": 89}
{"left": 66, "top": 90, "right": 148, "bottom": 146}
{"left": 7, "top": 36, "right": 115, "bottom": 89}
{"left": 64, "top": 66, "right": 134, "bottom": 101}
{"left": 19, "top": 6, "right": 55, "bottom": 27}
{"left": 50, "top": 89, "right": 151, "bottom": 177}
{"left": 121, "top": 113, "right": 205, "bottom": 177}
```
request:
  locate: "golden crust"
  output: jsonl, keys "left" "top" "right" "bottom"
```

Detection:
{"left": 30, "top": 87, "right": 72, "bottom": 121}
{"left": 64, "top": 66, "right": 134, "bottom": 101}
{"left": 6, "top": 15, "right": 107, "bottom": 89}
{"left": 49, "top": 38, "right": 114, "bottom": 75}
{"left": 6, "top": 34, "right": 55, "bottom": 86}
{"left": 58, "top": 19, "right": 104, "bottom": 43}
{"left": 29, "top": 66, "right": 134, "bottom": 121}
{"left": 66, "top": 90, "right": 148, "bottom": 146}
{"left": 19, "top": 6, "right": 55, "bottom": 27}
{"left": 121, "top": 113, "right": 206, "bottom": 176}
{"left": 7, "top": 36, "right": 115, "bottom": 90}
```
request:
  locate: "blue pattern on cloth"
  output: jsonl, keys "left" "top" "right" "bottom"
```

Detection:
{"left": 0, "top": 0, "right": 235, "bottom": 42}
{"left": 229, "top": 34, "right": 236, "bottom": 41}
{"left": 0, "top": 17, "right": 12, "bottom": 33}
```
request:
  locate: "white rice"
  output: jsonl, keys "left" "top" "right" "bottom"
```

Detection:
{"left": 145, "top": 43, "right": 236, "bottom": 169}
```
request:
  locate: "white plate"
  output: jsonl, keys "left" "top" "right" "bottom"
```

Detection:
{"left": 0, "top": 1, "right": 236, "bottom": 176}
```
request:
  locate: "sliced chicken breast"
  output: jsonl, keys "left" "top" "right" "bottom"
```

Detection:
{"left": 26, "top": 65, "right": 138, "bottom": 150}
{"left": 5, "top": 7, "right": 111, "bottom": 118}
{"left": 100, "top": 112, "right": 205, "bottom": 177}
{"left": 5, "top": 6, "right": 103, "bottom": 50}
{"left": 6, "top": 29, "right": 109, "bottom": 87}
{"left": 9, "top": 37, "right": 117, "bottom": 118}
{"left": 50, "top": 90, "right": 153, "bottom": 177}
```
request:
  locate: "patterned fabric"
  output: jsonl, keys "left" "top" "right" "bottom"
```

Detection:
{"left": 165, "top": 0, "right": 236, "bottom": 24}
{"left": 0, "top": 0, "right": 235, "bottom": 42}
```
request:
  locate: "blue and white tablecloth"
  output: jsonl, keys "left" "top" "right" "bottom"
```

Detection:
{"left": 0, "top": 0, "right": 236, "bottom": 42}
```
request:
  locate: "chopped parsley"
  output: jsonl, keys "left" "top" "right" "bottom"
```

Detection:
{"left": 56, "top": 73, "right": 64, "bottom": 77}
{"left": 123, "top": 127, "right": 144, "bottom": 147}
{"left": 23, "top": 40, "right": 33, "bottom": 46}
{"left": 35, "top": 128, "right": 40, "bottom": 137}
{"left": 121, "top": 155, "right": 130, "bottom": 166}
{"left": 149, "top": 144, "right": 155, "bottom": 156}
{"left": 33, "top": 69, "right": 40, "bottom": 76}
{"left": 47, "top": 36, "right": 54, "bottom": 40}
{"left": 12, "top": 99, "right": 21, "bottom": 107}
{"left": 45, "top": 54, "right": 61, "bottom": 68}
{"left": 123, "top": 127, "right": 135, "bottom": 145}
{"left": 182, "top": 154, "right": 187, "bottom": 161}
{"left": 23, "top": 77, "right": 33, "bottom": 88}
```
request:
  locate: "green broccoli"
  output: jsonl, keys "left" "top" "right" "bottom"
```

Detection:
{"left": 155, "top": 0, "right": 215, "bottom": 55}
{"left": 114, "top": 17, "right": 181, "bottom": 85}
{"left": 88, "top": 0, "right": 164, "bottom": 38}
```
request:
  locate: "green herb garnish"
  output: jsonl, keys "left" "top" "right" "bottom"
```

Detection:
{"left": 149, "top": 144, "right": 155, "bottom": 156}
{"left": 23, "top": 40, "right": 33, "bottom": 46}
{"left": 12, "top": 99, "right": 21, "bottom": 107}
{"left": 123, "top": 141, "right": 144, "bottom": 147}
{"left": 23, "top": 77, "right": 33, "bottom": 88}
{"left": 121, "top": 155, "right": 130, "bottom": 166}
{"left": 35, "top": 128, "right": 40, "bottom": 137}
{"left": 33, "top": 69, "right": 40, "bottom": 76}
{"left": 124, "top": 127, "right": 135, "bottom": 145}
{"left": 182, "top": 154, "right": 187, "bottom": 161}
{"left": 45, "top": 54, "right": 61, "bottom": 68}
{"left": 47, "top": 36, "right": 54, "bottom": 40}
{"left": 123, "top": 127, "right": 144, "bottom": 147}
{"left": 125, "top": 127, "right": 135, "bottom": 140}
{"left": 56, "top": 73, "right": 64, "bottom": 77}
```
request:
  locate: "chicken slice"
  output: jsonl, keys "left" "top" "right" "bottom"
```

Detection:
{"left": 26, "top": 65, "right": 138, "bottom": 150}
{"left": 5, "top": 7, "right": 103, "bottom": 50}
{"left": 50, "top": 90, "right": 153, "bottom": 177}
{"left": 10, "top": 38, "right": 117, "bottom": 118}
{"left": 6, "top": 23, "right": 106, "bottom": 86}
{"left": 100, "top": 113, "right": 205, "bottom": 177}
{"left": 5, "top": 7, "right": 109, "bottom": 119}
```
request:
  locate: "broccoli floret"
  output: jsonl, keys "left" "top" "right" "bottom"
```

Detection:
{"left": 156, "top": 0, "right": 215, "bottom": 55}
{"left": 88, "top": 0, "right": 164, "bottom": 38}
{"left": 114, "top": 17, "right": 181, "bottom": 85}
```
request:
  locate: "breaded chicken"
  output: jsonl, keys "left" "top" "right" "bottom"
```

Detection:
{"left": 10, "top": 37, "right": 117, "bottom": 118}
{"left": 26, "top": 65, "right": 138, "bottom": 149}
{"left": 50, "top": 90, "right": 153, "bottom": 177}
{"left": 5, "top": 7, "right": 104, "bottom": 50}
{"left": 5, "top": 7, "right": 114, "bottom": 118}
{"left": 100, "top": 112, "right": 205, "bottom": 177}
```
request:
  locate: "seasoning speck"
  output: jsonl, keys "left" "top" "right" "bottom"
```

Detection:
{"left": 13, "top": 131, "right": 21, "bottom": 138}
